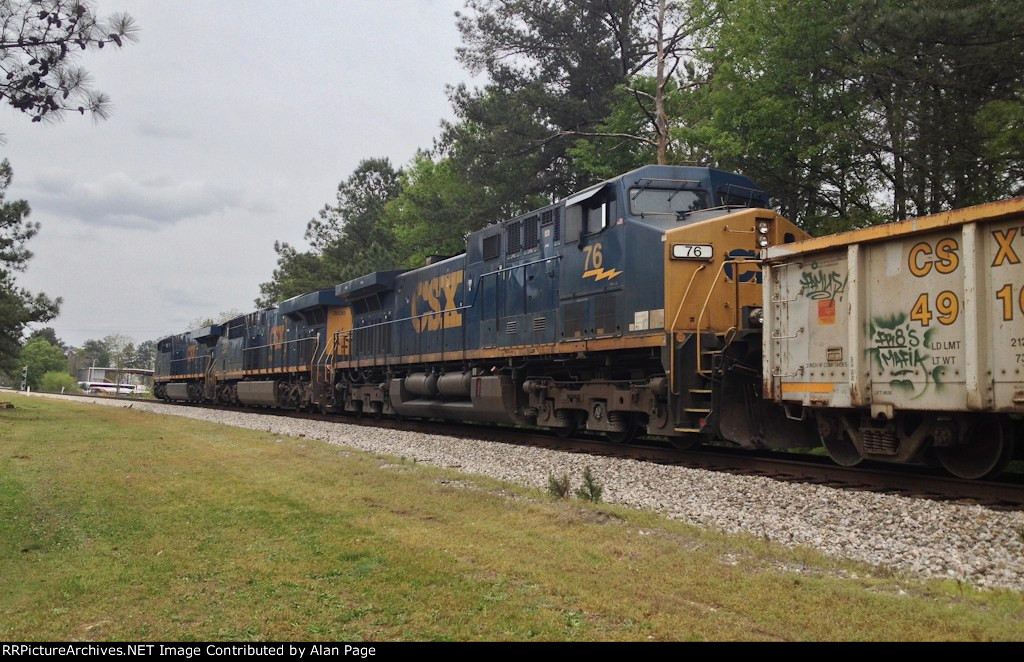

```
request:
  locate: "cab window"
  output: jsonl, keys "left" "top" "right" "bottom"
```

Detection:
{"left": 630, "top": 188, "right": 709, "bottom": 216}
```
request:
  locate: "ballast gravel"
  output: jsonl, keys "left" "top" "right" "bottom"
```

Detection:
{"left": 38, "top": 394, "right": 1024, "bottom": 591}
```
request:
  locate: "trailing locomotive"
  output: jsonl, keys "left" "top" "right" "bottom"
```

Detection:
{"left": 155, "top": 164, "right": 1024, "bottom": 478}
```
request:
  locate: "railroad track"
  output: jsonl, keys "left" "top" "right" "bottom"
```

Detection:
{"left": 46, "top": 392, "right": 1024, "bottom": 509}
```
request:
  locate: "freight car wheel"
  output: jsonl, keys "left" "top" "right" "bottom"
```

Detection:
{"left": 936, "top": 416, "right": 1014, "bottom": 480}
{"left": 819, "top": 415, "right": 862, "bottom": 467}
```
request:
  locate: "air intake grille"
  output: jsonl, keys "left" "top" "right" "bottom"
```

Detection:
{"left": 563, "top": 302, "right": 586, "bottom": 338}
{"left": 594, "top": 295, "right": 617, "bottom": 335}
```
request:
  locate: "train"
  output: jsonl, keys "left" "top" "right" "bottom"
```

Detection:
{"left": 154, "top": 164, "right": 1024, "bottom": 480}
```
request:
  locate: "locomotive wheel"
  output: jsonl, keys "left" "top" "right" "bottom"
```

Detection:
{"left": 555, "top": 424, "right": 577, "bottom": 439}
{"left": 606, "top": 419, "right": 639, "bottom": 444}
{"left": 668, "top": 434, "right": 701, "bottom": 450}
{"left": 553, "top": 410, "right": 580, "bottom": 438}
{"left": 936, "top": 416, "right": 1014, "bottom": 480}
{"left": 820, "top": 416, "right": 862, "bottom": 467}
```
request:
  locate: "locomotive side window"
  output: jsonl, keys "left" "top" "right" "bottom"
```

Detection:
{"left": 586, "top": 203, "right": 606, "bottom": 234}
{"left": 721, "top": 192, "right": 757, "bottom": 208}
{"left": 353, "top": 295, "right": 382, "bottom": 314}
{"left": 482, "top": 233, "right": 500, "bottom": 260}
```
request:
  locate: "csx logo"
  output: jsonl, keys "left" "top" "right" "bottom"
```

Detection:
{"left": 410, "top": 270, "right": 464, "bottom": 333}
{"left": 723, "top": 249, "right": 762, "bottom": 284}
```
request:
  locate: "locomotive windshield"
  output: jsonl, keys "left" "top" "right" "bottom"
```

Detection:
{"left": 629, "top": 184, "right": 709, "bottom": 216}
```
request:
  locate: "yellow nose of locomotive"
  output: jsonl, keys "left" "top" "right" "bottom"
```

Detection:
{"left": 663, "top": 208, "right": 808, "bottom": 337}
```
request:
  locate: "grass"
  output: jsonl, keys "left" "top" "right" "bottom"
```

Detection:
{"left": 1, "top": 395, "right": 1023, "bottom": 641}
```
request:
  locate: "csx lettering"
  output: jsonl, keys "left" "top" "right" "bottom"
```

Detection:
{"left": 991, "top": 228, "right": 1021, "bottom": 267}
{"left": 410, "top": 271, "right": 464, "bottom": 333}
{"left": 908, "top": 238, "right": 959, "bottom": 277}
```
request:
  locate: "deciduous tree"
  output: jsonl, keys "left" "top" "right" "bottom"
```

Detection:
{"left": 18, "top": 336, "right": 66, "bottom": 389}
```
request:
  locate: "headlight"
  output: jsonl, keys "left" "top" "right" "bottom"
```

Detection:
{"left": 757, "top": 220, "right": 771, "bottom": 234}
{"left": 758, "top": 234, "right": 769, "bottom": 247}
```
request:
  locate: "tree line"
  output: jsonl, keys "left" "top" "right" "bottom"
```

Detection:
{"left": 15, "top": 328, "right": 155, "bottom": 391}
{"left": 1, "top": 0, "right": 137, "bottom": 383}
{"left": 259, "top": 0, "right": 1024, "bottom": 304}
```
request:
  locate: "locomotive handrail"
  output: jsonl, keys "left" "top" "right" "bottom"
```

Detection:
{"left": 308, "top": 333, "right": 321, "bottom": 373}
{"left": 244, "top": 336, "right": 315, "bottom": 352}
{"left": 241, "top": 335, "right": 318, "bottom": 373}
{"left": 668, "top": 264, "right": 708, "bottom": 396}
{"left": 670, "top": 265, "right": 708, "bottom": 332}
{"left": 475, "top": 254, "right": 560, "bottom": 280}
{"left": 695, "top": 257, "right": 761, "bottom": 378}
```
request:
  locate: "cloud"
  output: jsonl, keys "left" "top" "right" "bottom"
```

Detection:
{"left": 136, "top": 121, "right": 193, "bottom": 141}
{"left": 26, "top": 171, "right": 268, "bottom": 229}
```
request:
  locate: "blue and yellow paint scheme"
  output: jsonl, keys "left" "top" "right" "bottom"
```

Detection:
{"left": 156, "top": 165, "right": 811, "bottom": 446}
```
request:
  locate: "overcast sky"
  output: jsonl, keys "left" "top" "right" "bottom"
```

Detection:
{"left": 3, "top": 0, "right": 474, "bottom": 347}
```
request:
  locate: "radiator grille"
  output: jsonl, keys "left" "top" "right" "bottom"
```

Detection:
{"left": 594, "top": 295, "right": 617, "bottom": 335}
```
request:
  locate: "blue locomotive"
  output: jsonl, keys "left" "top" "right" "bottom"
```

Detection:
{"left": 156, "top": 165, "right": 814, "bottom": 450}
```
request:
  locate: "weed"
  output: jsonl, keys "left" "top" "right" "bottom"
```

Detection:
{"left": 547, "top": 472, "right": 571, "bottom": 498}
{"left": 574, "top": 466, "right": 603, "bottom": 502}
